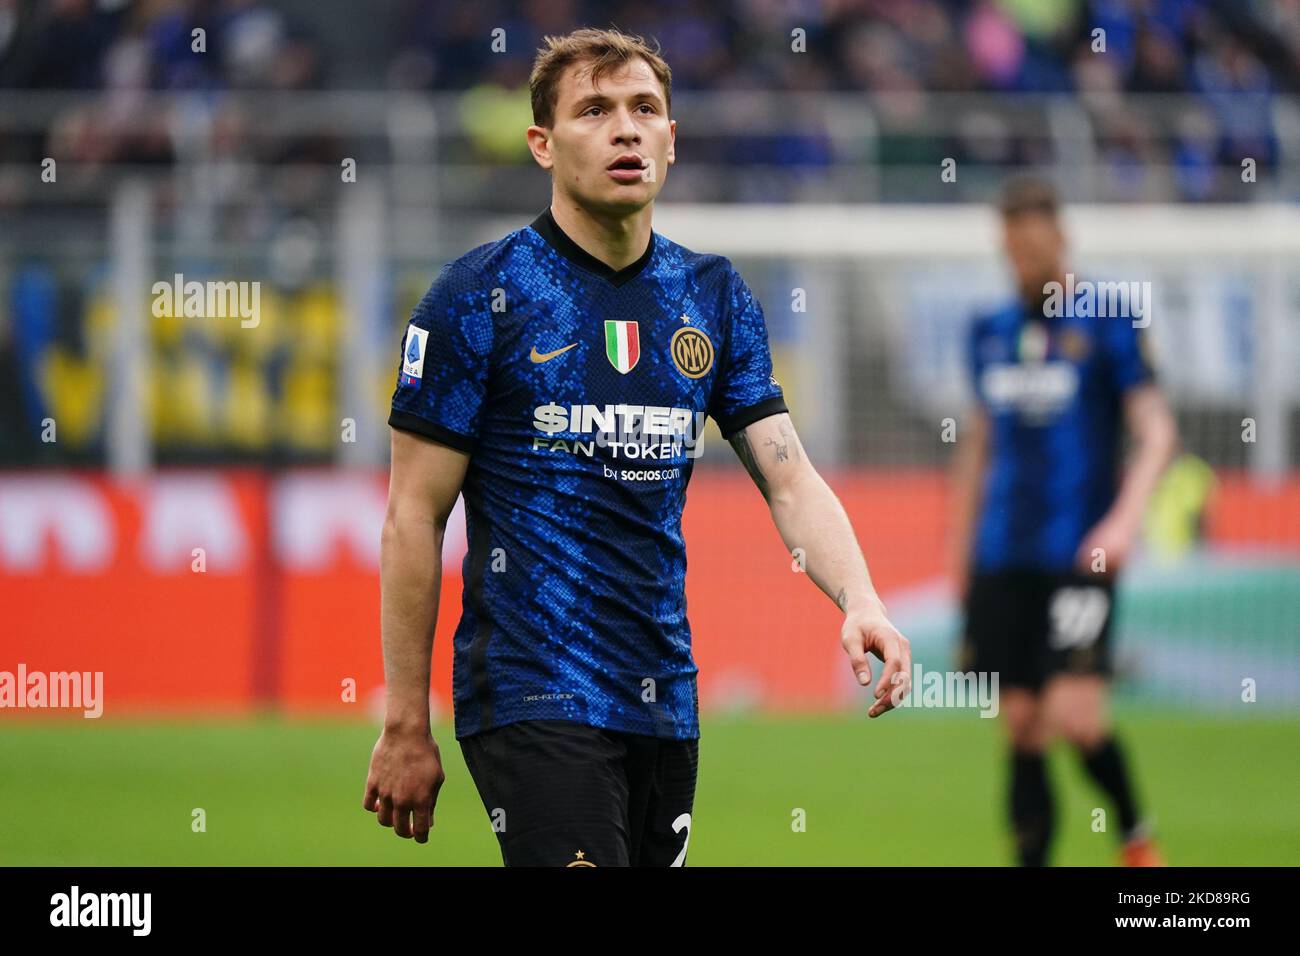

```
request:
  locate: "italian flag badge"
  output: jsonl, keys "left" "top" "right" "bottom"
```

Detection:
{"left": 604, "top": 320, "right": 640, "bottom": 373}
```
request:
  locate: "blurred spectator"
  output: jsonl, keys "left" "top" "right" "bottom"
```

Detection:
{"left": 2, "top": 0, "right": 1298, "bottom": 467}
{"left": 1, "top": 0, "right": 1295, "bottom": 199}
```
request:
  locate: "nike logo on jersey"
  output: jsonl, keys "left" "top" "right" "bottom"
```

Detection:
{"left": 530, "top": 343, "right": 578, "bottom": 363}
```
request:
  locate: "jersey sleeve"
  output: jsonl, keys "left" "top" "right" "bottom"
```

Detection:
{"left": 388, "top": 261, "right": 495, "bottom": 452}
{"left": 1101, "top": 316, "right": 1157, "bottom": 395}
{"left": 708, "top": 268, "right": 788, "bottom": 439}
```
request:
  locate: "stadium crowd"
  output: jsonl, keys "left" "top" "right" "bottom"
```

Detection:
{"left": 0, "top": 0, "right": 1294, "bottom": 183}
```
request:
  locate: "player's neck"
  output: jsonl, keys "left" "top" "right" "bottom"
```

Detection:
{"left": 1020, "top": 267, "right": 1071, "bottom": 319}
{"left": 548, "top": 199, "right": 653, "bottom": 273}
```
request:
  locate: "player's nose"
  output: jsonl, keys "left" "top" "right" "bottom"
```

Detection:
{"left": 611, "top": 106, "right": 641, "bottom": 143}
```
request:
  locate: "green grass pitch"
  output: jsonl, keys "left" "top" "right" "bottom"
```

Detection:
{"left": 2, "top": 710, "right": 1297, "bottom": 866}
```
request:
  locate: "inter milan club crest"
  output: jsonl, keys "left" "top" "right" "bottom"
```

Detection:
{"left": 604, "top": 320, "right": 640, "bottom": 373}
{"left": 670, "top": 324, "right": 714, "bottom": 378}
{"left": 1059, "top": 328, "right": 1090, "bottom": 361}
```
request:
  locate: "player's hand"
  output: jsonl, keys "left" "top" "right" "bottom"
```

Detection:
{"left": 363, "top": 725, "right": 446, "bottom": 843}
{"left": 1076, "top": 513, "right": 1136, "bottom": 574}
{"left": 840, "top": 600, "right": 912, "bottom": 718}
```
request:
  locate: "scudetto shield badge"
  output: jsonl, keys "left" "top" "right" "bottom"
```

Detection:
{"left": 605, "top": 320, "right": 640, "bottom": 373}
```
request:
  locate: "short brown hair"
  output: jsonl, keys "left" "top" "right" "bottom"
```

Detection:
{"left": 998, "top": 175, "right": 1060, "bottom": 219}
{"left": 529, "top": 28, "right": 672, "bottom": 128}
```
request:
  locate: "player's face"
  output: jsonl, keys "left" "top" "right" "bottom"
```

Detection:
{"left": 533, "top": 57, "right": 676, "bottom": 215}
{"left": 1002, "top": 211, "right": 1065, "bottom": 299}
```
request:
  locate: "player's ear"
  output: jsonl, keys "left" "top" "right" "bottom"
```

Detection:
{"left": 526, "top": 125, "right": 554, "bottom": 170}
{"left": 666, "top": 119, "right": 676, "bottom": 166}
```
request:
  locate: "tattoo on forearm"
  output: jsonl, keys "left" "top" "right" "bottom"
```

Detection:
{"left": 835, "top": 587, "right": 848, "bottom": 611}
{"left": 778, "top": 419, "right": 800, "bottom": 463}
{"left": 730, "top": 431, "right": 770, "bottom": 501}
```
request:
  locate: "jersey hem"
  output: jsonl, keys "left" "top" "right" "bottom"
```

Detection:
{"left": 454, "top": 710, "right": 701, "bottom": 742}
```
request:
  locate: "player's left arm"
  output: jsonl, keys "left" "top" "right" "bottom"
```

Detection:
{"left": 1076, "top": 382, "right": 1179, "bottom": 572}
{"left": 729, "top": 412, "right": 912, "bottom": 716}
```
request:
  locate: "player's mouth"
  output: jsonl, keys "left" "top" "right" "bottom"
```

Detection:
{"left": 607, "top": 154, "right": 647, "bottom": 183}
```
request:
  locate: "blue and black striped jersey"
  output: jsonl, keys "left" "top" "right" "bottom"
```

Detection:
{"left": 967, "top": 286, "right": 1156, "bottom": 572}
{"left": 390, "top": 208, "right": 787, "bottom": 740}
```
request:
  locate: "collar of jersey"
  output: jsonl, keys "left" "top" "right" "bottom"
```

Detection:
{"left": 528, "top": 207, "right": 656, "bottom": 287}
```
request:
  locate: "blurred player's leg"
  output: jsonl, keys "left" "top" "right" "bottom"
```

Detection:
{"left": 966, "top": 572, "right": 1058, "bottom": 865}
{"left": 1004, "top": 688, "right": 1054, "bottom": 867}
{"left": 1045, "top": 674, "right": 1163, "bottom": 866}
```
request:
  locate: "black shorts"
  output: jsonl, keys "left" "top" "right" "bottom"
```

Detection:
{"left": 960, "top": 569, "right": 1116, "bottom": 691}
{"left": 459, "top": 719, "right": 698, "bottom": 867}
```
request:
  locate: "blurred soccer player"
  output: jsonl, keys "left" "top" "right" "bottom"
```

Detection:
{"left": 951, "top": 178, "right": 1178, "bottom": 866}
{"left": 362, "top": 28, "right": 911, "bottom": 866}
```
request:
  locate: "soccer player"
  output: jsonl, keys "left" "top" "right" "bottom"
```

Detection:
{"left": 951, "top": 177, "right": 1179, "bottom": 866}
{"left": 362, "top": 28, "right": 912, "bottom": 866}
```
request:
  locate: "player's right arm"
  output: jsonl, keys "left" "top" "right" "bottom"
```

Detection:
{"left": 366, "top": 261, "right": 492, "bottom": 843}
{"left": 362, "top": 427, "right": 469, "bottom": 844}
{"left": 948, "top": 406, "right": 988, "bottom": 601}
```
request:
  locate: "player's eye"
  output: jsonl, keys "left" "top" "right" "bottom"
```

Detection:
{"left": 583, "top": 106, "right": 603, "bottom": 116}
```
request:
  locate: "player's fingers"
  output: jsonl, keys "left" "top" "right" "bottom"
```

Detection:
{"left": 870, "top": 659, "right": 907, "bottom": 717}
{"left": 870, "top": 635, "right": 912, "bottom": 717}
{"left": 869, "top": 663, "right": 896, "bottom": 714}
{"left": 869, "top": 693, "right": 901, "bottom": 716}
{"left": 413, "top": 804, "right": 432, "bottom": 844}
{"left": 394, "top": 804, "right": 414, "bottom": 840}
{"left": 363, "top": 777, "right": 380, "bottom": 812}
{"left": 873, "top": 656, "right": 900, "bottom": 699}
{"left": 377, "top": 794, "right": 395, "bottom": 828}
{"left": 842, "top": 634, "right": 872, "bottom": 687}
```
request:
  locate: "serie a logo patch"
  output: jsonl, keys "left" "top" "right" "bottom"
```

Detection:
{"left": 401, "top": 324, "right": 429, "bottom": 386}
